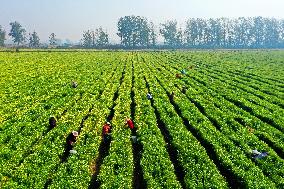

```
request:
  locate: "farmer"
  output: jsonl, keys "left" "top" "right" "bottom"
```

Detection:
{"left": 147, "top": 93, "right": 153, "bottom": 100}
{"left": 181, "top": 69, "right": 187, "bottom": 74}
{"left": 176, "top": 73, "right": 182, "bottom": 78}
{"left": 125, "top": 118, "right": 138, "bottom": 143}
{"left": 49, "top": 116, "right": 57, "bottom": 129}
{"left": 251, "top": 149, "right": 268, "bottom": 159}
{"left": 71, "top": 81, "right": 78, "bottom": 88}
{"left": 61, "top": 131, "right": 78, "bottom": 161}
{"left": 64, "top": 131, "right": 79, "bottom": 155}
{"left": 125, "top": 118, "right": 134, "bottom": 130}
{"left": 102, "top": 122, "right": 112, "bottom": 143}
{"left": 66, "top": 131, "right": 79, "bottom": 147}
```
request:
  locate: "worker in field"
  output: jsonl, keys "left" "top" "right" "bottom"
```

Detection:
{"left": 49, "top": 116, "right": 57, "bottom": 129}
{"left": 125, "top": 118, "right": 134, "bottom": 130}
{"left": 147, "top": 93, "right": 153, "bottom": 100}
{"left": 102, "top": 122, "right": 112, "bottom": 143}
{"left": 66, "top": 131, "right": 79, "bottom": 147}
{"left": 181, "top": 69, "right": 187, "bottom": 74}
{"left": 125, "top": 118, "right": 138, "bottom": 143}
{"left": 71, "top": 81, "right": 78, "bottom": 88}
{"left": 251, "top": 149, "right": 268, "bottom": 159}
{"left": 176, "top": 73, "right": 182, "bottom": 78}
{"left": 62, "top": 131, "right": 79, "bottom": 161}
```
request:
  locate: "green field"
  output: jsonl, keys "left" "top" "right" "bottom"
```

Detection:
{"left": 0, "top": 51, "right": 284, "bottom": 188}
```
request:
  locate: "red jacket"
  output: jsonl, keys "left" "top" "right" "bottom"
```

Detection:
{"left": 126, "top": 119, "right": 134, "bottom": 130}
{"left": 102, "top": 124, "right": 111, "bottom": 135}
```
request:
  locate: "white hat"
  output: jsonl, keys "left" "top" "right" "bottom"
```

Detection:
{"left": 72, "top": 131, "right": 79, "bottom": 137}
{"left": 251, "top": 149, "right": 261, "bottom": 155}
{"left": 69, "top": 149, "right": 77, "bottom": 154}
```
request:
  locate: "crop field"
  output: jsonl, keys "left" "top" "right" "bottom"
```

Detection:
{"left": 0, "top": 51, "right": 284, "bottom": 189}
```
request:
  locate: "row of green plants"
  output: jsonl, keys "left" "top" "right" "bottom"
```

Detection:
{"left": 49, "top": 55, "right": 127, "bottom": 188}
{"left": 0, "top": 54, "right": 118, "bottom": 179}
{"left": 141, "top": 54, "right": 229, "bottom": 188}
{"left": 189, "top": 67, "right": 284, "bottom": 133}
{"left": 96, "top": 54, "right": 134, "bottom": 189}
{"left": 0, "top": 52, "right": 116, "bottom": 125}
{"left": 198, "top": 63, "right": 284, "bottom": 103}
{"left": 1, "top": 51, "right": 283, "bottom": 188}
{"left": 133, "top": 58, "right": 183, "bottom": 188}
{"left": 0, "top": 53, "right": 124, "bottom": 188}
{"left": 156, "top": 52, "right": 284, "bottom": 158}
{"left": 181, "top": 51, "right": 284, "bottom": 86}
{"left": 208, "top": 68, "right": 284, "bottom": 99}
{"left": 0, "top": 52, "right": 114, "bottom": 130}
{"left": 158, "top": 52, "right": 284, "bottom": 132}
{"left": 144, "top": 53, "right": 277, "bottom": 188}
{"left": 162, "top": 51, "right": 284, "bottom": 97}
{"left": 152, "top": 58, "right": 284, "bottom": 187}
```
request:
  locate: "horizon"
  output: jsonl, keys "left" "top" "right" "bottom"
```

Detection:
{"left": 1, "top": 0, "right": 284, "bottom": 43}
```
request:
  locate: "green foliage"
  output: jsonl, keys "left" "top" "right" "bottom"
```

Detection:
{"left": 94, "top": 27, "right": 109, "bottom": 47}
{"left": 8, "top": 21, "right": 26, "bottom": 45}
{"left": 0, "top": 26, "right": 5, "bottom": 47}
{"left": 49, "top": 33, "right": 57, "bottom": 46}
{"left": 0, "top": 51, "right": 283, "bottom": 188}
{"left": 28, "top": 31, "right": 40, "bottom": 47}
{"left": 117, "top": 15, "right": 153, "bottom": 47}
{"left": 160, "top": 20, "right": 183, "bottom": 47}
{"left": 82, "top": 30, "right": 93, "bottom": 48}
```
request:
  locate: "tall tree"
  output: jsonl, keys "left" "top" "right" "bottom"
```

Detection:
{"left": 263, "top": 18, "right": 280, "bottom": 48}
{"left": 219, "top": 17, "right": 230, "bottom": 47}
{"left": 279, "top": 19, "right": 284, "bottom": 47}
{"left": 82, "top": 30, "right": 93, "bottom": 48}
{"left": 251, "top": 17, "right": 264, "bottom": 48}
{"left": 117, "top": 15, "right": 150, "bottom": 48}
{"left": 148, "top": 22, "right": 157, "bottom": 47}
{"left": 185, "top": 18, "right": 199, "bottom": 47}
{"left": 94, "top": 27, "right": 109, "bottom": 47}
{"left": 9, "top": 21, "right": 26, "bottom": 45}
{"left": 28, "top": 31, "right": 40, "bottom": 47}
{"left": 0, "top": 26, "right": 5, "bottom": 47}
{"left": 160, "top": 20, "right": 183, "bottom": 47}
{"left": 49, "top": 33, "right": 57, "bottom": 46}
{"left": 232, "top": 17, "right": 253, "bottom": 48}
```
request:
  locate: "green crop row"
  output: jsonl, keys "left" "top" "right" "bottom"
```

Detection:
{"left": 133, "top": 57, "right": 183, "bottom": 188}
{"left": 0, "top": 56, "right": 118, "bottom": 178}
{"left": 49, "top": 56, "right": 126, "bottom": 188}
{"left": 141, "top": 55, "right": 229, "bottom": 188}
{"left": 155, "top": 53, "right": 284, "bottom": 156}
{"left": 0, "top": 53, "right": 124, "bottom": 188}
{"left": 144, "top": 53, "right": 277, "bottom": 188}
{"left": 96, "top": 54, "right": 134, "bottom": 189}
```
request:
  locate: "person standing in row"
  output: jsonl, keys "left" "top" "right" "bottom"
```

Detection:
{"left": 102, "top": 122, "right": 112, "bottom": 143}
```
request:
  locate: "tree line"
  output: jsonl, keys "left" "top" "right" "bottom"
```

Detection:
{"left": 1, "top": 16, "right": 284, "bottom": 49}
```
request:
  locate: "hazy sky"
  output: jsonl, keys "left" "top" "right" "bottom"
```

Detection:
{"left": 1, "top": 0, "right": 284, "bottom": 42}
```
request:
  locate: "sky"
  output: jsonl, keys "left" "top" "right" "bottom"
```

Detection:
{"left": 1, "top": 0, "right": 284, "bottom": 43}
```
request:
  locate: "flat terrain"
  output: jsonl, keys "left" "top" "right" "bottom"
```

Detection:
{"left": 0, "top": 51, "right": 284, "bottom": 188}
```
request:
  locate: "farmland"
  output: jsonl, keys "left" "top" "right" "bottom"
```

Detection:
{"left": 0, "top": 50, "right": 284, "bottom": 188}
